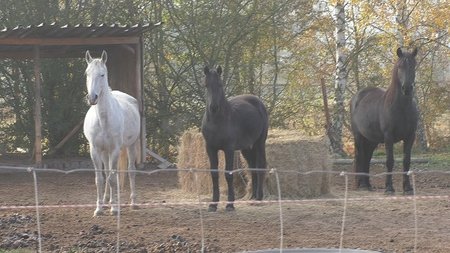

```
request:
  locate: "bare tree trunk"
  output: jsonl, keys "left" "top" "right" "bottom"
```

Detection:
{"left": 330, "top": 1, "right": 347, "bottom": 156}
{"left": 349, "top": 5, "right": 361, "bottom": 91}
{"left": 270, "top": 20, "right": 280, "bottom": 115}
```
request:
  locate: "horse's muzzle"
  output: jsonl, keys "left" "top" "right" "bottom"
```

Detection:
{"left": 401, "top": 84, "right": 414, "bottom": 96}
{"left": 86, "top": 94, "right": 98, "bottom": 105}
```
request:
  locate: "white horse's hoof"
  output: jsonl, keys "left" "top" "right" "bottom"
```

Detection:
{"left": 110, "top": 208, "right": 119, "bottom": 216}
{"left": 93, "top": 209, "right": 104, "bottom": 217}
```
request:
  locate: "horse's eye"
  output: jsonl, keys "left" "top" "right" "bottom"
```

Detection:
{"left": 101, "top": 74, "right": 105, "bottom": 77}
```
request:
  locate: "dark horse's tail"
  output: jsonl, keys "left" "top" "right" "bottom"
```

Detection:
{"left": 256, "top": 98, "right": 269, "bottom": 170}
{"left": 257, "top": 98, "right": 269, "bottom": 141}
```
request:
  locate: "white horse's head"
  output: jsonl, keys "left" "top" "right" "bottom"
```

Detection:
{"left": 85, "top": 50, "right": 108, "bottom": 105}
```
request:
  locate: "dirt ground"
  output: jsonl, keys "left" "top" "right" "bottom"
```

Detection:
{"left": 1, "top": 161, "right": 450, "bottom": 253}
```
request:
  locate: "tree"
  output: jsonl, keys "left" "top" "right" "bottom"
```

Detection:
{"left": 1, "top": 0, "right": 448, "bottom": 159}
{"left": 329, "top": 0, "right": 347, "bottom": 156}
{"left": 142, "top": 0, "right": 315, "bottom": 157}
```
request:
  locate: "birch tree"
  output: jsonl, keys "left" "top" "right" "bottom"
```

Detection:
{"left": 330, "top": 0, "right": 347, "bottom": 156}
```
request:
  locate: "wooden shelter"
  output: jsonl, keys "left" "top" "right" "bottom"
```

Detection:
{"left": 0, "top": 23, "right": 161, "bottom": 166}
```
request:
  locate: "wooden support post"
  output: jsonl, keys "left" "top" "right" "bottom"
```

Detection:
{"left": 333, "top": 158, "right": 428, "bottom": 165}
{"left": 137, "top": 37, "right": 146, "bottom": 165}
{"left": 48, "top": 119, "right": 84, "bottom": 156}
{"left": 33, "top": 46, "right": 42, "bottom": 167}
{"left": 146, "top": 148, "right": 172, "bottom": 169}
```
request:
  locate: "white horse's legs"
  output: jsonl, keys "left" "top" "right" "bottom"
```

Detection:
{"left": 95, "top": 146, "right": 138, "bottom": 215}
{"left": 102, "top": 152, "right": 110, "bottom": 205}
{"left": 127, "top": 144, "right": 138, "bottom": 208}
{"left": 108, "top": 148, "right": 121, "bottom": 215}
{"left": 102, "top": 179, "right": 109, "bottom": 204}
{"left": 91, "top": 148, "right": 105, "bottom": 217}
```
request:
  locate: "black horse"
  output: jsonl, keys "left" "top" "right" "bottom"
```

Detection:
{"left": 201, "top": 66, "right": 269, "bottom": 212}
{"left": 350, "top": 47, "right": 418, "bottom": 194}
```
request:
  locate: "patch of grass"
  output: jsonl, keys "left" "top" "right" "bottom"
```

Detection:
{"left": 424, "top": 152, "right": 450, "bottom": 170}
{"left": 367, "top": 147, "right": 450, "bottom": 171}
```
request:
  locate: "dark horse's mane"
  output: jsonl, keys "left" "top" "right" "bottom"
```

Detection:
{"left": 385, "top": 59, "right": 401, "bottom": 105}
{"left": 385, "top": 54, "right": 414, "bottom": 105}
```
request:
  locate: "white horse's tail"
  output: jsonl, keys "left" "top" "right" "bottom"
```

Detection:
{"left": 118, "top": 141, "right": 141, "bottom": 190}
{"left": 135, "top": 141, "right": 142, "bottom": 165}
{"left": 118, "top": 148, "right": 128, "bottom": 190}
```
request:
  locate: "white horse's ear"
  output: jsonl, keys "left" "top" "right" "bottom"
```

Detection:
{"left": 217, "top": 66, "right": 222, "bottom": 76}
{"left": 101, "top": 50, "right": 107, "bottom": 64}
{"left": 85, "top": 50, "right": 93, "bottom": 64}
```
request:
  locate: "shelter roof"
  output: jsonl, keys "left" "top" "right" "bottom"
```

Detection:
{"left": 0, "top": 23, "right": 161, "bottom": 59}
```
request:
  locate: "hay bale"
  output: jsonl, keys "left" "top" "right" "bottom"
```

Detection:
{"left": 265, "top": 129, "right": 331, "bottom": 198}
{"left": 176, "top": 128, "right": 331, "bottom": 200}
{"left": 176, "top": 128, "right": 248, "bottom": 198}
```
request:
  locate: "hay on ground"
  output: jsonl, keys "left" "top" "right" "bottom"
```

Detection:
{"left": 176, "top": 128, "right": 248, "bottom": 199}
{"left": 265, "top": 129, "right": 331, "bottom": 199}
{"left": 176, "top": 128, "right": 331, "bottom": 200}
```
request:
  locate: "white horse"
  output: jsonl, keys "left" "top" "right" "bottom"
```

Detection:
{"left": 83, "top": 50, "right": 141, "bottom": 216}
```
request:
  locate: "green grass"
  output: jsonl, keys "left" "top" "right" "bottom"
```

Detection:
{"left": 365, "top": 145, "right": 450, "bottom": 171}
{"left": 423, "top": 152, "right": 450, "bottom": 169}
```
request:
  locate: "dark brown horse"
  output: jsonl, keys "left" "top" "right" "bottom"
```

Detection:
{"left": 350, "top": 47, "right": 418, "bottom": 194}
{"left": 201, "top": 66, "right": 269, "bottom": 212}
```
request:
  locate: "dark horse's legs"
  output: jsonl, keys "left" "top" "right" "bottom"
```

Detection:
{"left": 384, "top": 139, "right": 395, "bottom": 194}
{"left": 241, "top": 149, "right": 256, "bottom": 198}
{"left": 254, "top": 140, "right": 267, "bottom": 200}
{"left": 354, "top": 134, "right": 377, "bottom": 190}
{"left": 206, "top": 147, "right": 237, "bottom": 212}
{"left": 206, "top": 147, "right": 220, "bottom": 212}
{"left": 223, "top": 148, "right": 236, "bottom": 211}
{"left": 385, "top": 133, "right": 415, "bottom": 195}
{"left": 242, "top": 138, "right": 267, "bottom": 200}
{"left": 241, "top": 149, "right": 259, "bottom": 199}
{"left": 402, "top": 136, "right": 415, "bottom": 194}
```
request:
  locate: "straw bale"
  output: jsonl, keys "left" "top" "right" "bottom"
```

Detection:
{"left": 176, "top": 128, "right": 248, "bottom": 198}
{"left": 176, "top": 128, "right": 331, "bottom": 200}
{"left": 265, "top": 129, "right": 331, "bottom": 198}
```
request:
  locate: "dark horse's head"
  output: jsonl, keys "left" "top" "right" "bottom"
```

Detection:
{"left": 204, "top": 66, "right": 224, "bottom": 114}
{"left": 395, "top": 47, "right": 418, "bottom": 96}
